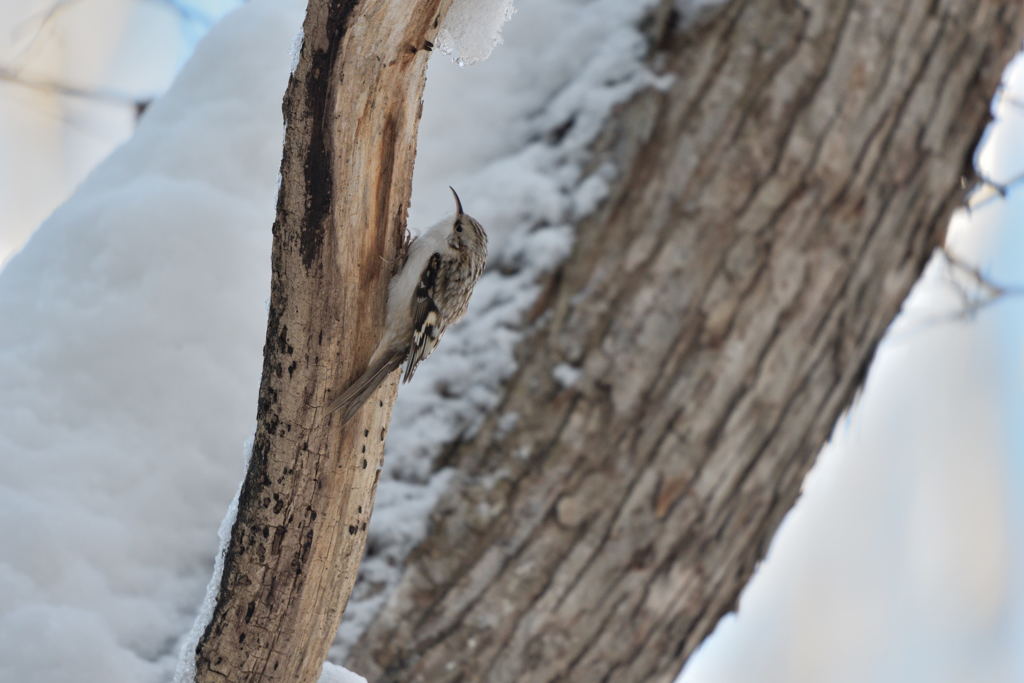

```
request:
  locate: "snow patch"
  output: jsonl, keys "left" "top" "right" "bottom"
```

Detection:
{"left": 172, "top": 470, "right": 244, "bottom": 683}
{"left": 436, "top": 0, "right": 516, "bottom": 65}
{"left": 496, "top": 412, "right": 520, "bottom": 435}
{"left": 552, "top": 363, "right": 582, "bottom": 388}
{"left": 573, "top": 163, "right": 616, "bottom": 218}
{"left": 289, "top": 25, "right": 305, "bottom": 75}
{"left": 318, "top": 661, "right": 368, "bottom": 683}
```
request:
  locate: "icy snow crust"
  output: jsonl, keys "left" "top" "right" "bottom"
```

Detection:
{"left": 0, "top": 0, "right": 667, "bottom": 680}
{"left": 172, "top": 481, "right": 242, "bottom": 683}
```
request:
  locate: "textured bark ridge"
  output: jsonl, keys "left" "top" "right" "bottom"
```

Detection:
{"left": 351, "top": 1, "right": 1024, "bottom": 681}
{"left": 192, "top": 1, "right": 451, "bottom": 681}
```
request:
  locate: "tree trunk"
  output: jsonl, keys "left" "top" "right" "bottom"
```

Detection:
{"left": 191, "top": 1, "right": 451, "bottom": 681}
{"left": 350, "top": 1, "right": 1024, "bottom": 681}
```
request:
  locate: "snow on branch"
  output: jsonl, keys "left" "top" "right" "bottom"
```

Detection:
{"left": 435, "top": 0, "right": 516, "bottom": 65}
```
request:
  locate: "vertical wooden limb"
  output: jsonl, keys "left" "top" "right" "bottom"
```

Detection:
{"left": 192, "top": 1, "right": 451, "bottom": 681}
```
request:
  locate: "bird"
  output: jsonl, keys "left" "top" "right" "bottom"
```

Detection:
{"left": 324, "top": 187, "right": 488, "bottom": 423}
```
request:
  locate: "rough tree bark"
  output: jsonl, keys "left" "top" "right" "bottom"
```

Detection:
{"left": 191, "top": 1, "right": 452, "bottom": 681}
{"left": 350, "top": 1, "right": 1024, "bottom": 681}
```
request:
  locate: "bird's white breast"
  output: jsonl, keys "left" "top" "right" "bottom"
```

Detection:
{"left": 385, "top": 216, "right": 453, "bottom": 327}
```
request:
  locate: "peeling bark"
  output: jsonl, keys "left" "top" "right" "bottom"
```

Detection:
{"left": 350, "top": 1, "right": 1024, "bottom": 681}
{"left": 191, "top": 1, "right": 452, "bottom": 681}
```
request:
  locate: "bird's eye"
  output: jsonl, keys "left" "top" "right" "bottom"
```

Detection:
{"left": 455, "top": 223, "right": 463, "bottom": 233}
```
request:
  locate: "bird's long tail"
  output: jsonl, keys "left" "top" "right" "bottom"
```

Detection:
{"left": 324, "top": 351, "right": 404, "bottom": 424}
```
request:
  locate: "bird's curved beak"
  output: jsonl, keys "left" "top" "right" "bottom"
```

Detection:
{"left": 449, "top": 186, "right": 464, "bottom": 217}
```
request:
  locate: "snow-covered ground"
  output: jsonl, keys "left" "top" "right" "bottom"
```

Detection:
{"left": 0, "top": 3, "right": 298, "bottom": 680}
{"left": 1, "top": 1, "right": 1021, "bottom": 682}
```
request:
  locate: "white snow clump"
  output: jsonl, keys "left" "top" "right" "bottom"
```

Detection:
{"left": 436, "top": 0, "right": 516, "bottom": 65}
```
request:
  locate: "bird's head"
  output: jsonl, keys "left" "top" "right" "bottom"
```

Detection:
{"left": 446, "top": 187, "right": 487, "bottom": 254}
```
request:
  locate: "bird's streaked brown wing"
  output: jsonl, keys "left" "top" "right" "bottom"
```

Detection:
{"left": 403, "top": 252, "right": 444, "bottom": 382}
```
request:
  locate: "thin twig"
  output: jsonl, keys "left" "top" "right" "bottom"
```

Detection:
{"left": 886, "top": 247, "right": 1024, "bottom": 347}
{"left": 999, "top": 92, "right": 1024, "bottom": 110}
{"left": 965, "top": 169, "right": 1024, "bottom": 211}
{"left": 939, "top": 245, "right": 1005, "bottom": 308}
{"left": 0, "top": 69, "right": 148, "bottom": 108}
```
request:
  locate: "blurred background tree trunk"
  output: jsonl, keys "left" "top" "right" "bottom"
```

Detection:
{"left": 349, "top": 1, "right": 1024, "bottom": 681}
